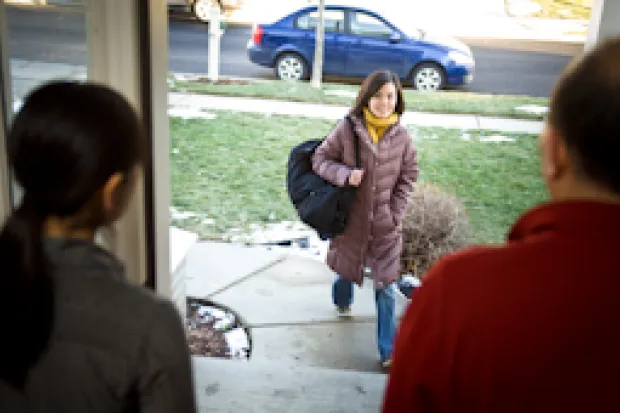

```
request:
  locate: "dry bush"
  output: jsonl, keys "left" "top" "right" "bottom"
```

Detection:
{"left": 401, "top": 182, "right": 470, "bottom": 279}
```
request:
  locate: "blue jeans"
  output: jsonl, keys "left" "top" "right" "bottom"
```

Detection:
{"left": 332, "top": 276, "right": 396, "bottom": 361}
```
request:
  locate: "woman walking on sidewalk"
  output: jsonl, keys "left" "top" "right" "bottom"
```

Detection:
{"left": 312, "top": 70, "right": 419, "bottom": 368}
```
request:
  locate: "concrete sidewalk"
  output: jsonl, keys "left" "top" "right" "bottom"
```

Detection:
{"left": 193, "top": 357, "right": 389, "bottom": 412}
{"left": 10, "top": 58, "right": 544, "bottom": 135}
{"left": 187, "top": 242, "right": 408, "bottom": 411}
{"left": 169, "top": 92, "right": 545, "bottom": 135}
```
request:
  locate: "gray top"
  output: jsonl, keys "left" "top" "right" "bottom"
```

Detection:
{"left": 0, "top": 238, "right": 197, "bottom": 413}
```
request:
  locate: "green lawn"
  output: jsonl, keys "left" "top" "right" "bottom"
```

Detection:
{"left": 170, "top": 111, "right": 547, "bottom": 245}
{"left": 170, "top": 78, "right": 549, "bottom": 120}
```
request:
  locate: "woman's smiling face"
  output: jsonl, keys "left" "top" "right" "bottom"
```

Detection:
{"left": 368, "top": 82, "right": 397, "bottom": 119}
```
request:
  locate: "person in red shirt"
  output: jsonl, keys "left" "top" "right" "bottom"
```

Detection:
{"left": 383, "top": 36, "right": 620, "bottom": 413}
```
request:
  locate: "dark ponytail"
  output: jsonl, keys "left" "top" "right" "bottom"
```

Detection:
{"left": 0, "top": 81, "right": 143, "bottom": 390}
{"left": 0, "top": 195, "right": 53, "bottom": 389}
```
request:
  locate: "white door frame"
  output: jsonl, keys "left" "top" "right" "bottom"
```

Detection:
{"left": 0, "top": 2, "right": 12, "bottom": 224}
{"left": 0, "top": 0, "right": 173, "bottom": 301}
{"left": 586, "top": 0, "right": 620, "bottom": 51}
{"left": 85, "top": 0, "right": 172, "bottom": 297}
{"left": 140, "top": 0, "right": 175, "bottom": 299}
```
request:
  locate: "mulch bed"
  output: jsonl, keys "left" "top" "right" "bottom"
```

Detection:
{"left": 186, "top": 298, "right": 251, "bottom": 359}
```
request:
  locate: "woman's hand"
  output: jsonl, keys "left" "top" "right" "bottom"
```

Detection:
{"left": 348, "top": 169, "right": 364, "bottom": 187}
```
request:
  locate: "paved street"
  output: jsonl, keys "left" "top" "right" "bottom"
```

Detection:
{"left": 6, "top": 6, "right": 582, "bottom": 97}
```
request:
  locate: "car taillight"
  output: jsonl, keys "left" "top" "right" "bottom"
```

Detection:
{"left": 252, "top": 24, "right": 264, "bottom": 45}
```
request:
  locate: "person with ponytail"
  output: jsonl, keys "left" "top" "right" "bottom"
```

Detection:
{"left": 0, "top": 81, "right": 196, "bottom": 413}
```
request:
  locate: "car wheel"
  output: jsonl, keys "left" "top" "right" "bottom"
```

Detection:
{"left": 194, "top": 0, "right": 220, "bottom": 23}
{"left": 411, "top": 63, "right": 445, "bottom": 92}
{"left": 275, "top": 53, "right": 308, "bottom": 82}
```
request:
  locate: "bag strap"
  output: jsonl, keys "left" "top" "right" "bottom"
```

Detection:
{"left": 345, "top": 116, "right": 360, "bottom": 168}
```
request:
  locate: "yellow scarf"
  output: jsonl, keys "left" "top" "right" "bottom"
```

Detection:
{"left": 363, "top": 108, "right": 399, "bottom": 144}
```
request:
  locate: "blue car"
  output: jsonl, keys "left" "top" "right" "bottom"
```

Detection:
{"left": 247, "top": 6, "right": 475, "bottom": 91}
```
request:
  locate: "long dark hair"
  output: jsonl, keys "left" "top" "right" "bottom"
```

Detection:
{"left": 350, "top": 70, "right": 405, "bottom": 118}
{"left": 0, "top": 82, "right": 143, "bottom": 389}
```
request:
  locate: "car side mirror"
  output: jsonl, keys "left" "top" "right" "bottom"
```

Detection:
{"left": 389, "top": 32, "right": 402, "bottom": 43}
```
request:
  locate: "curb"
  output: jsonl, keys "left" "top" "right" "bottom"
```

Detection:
{"left": 225, "top": 21, "right": 253, "bottom": 28}
{"left": 460, "top": 37, "right": 584, "bottom": 55}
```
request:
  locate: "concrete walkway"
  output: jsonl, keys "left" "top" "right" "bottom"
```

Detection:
{"left": 167, "top": 76, "right": 543, "bottom": 412}
{"left": 186, "top": 242, "right": 408, "bottom": 411}
{"left": 193, "top": 357, "right": 388, "bottom": 412}
{"left": 10, "top": 58, "right": 544, "bottom": 135}
{"left": 169, "top": 92, "right": 545, "bottom": 135}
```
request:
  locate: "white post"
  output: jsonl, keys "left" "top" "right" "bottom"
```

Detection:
{"left": 585, "top": 0, "right": 620, "bottom": 51}
{"left": 208, "top": 5, "right": 221, "bottom": 82}
{"left": 311, "top": 0, "right": 325, "bottom": 89}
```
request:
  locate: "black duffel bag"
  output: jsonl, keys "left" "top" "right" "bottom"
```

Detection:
{"left": 286, "top": 116, "right": 360, "bottom": 239}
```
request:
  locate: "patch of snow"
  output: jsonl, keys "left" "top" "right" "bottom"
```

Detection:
{"left": 168, "top": 106, "right": 218, "bottom": 120}
{"left": 200, "top": 306, "right": 225, "bottom": 319}
{"left": 170, "top": 206, "right": 208, "bottom": 221}
{"left": 507, "top": 0, "right": 542, "bottom": 16}
{"left": 228, "top": 221, "right": 307, "bottom": 244}
{"left": 213, "top": 313, "right": 236, "bottom": 331}
{"left": 324, "top": 89, "right": 358, "bottom": 98}
{"left": 225, "top": 328, "right": 251, "bottom": 359}
{"left": 171, "top": 211, "right": 198, "bottom": 220}
{"left": 479, "top": 135, "right": 517, "bottom": 143}
{"left": 515, "top": 105, "right": 548, "bottom": 116}
{"left": 192, "top": 304, "right": 235, "bottom": 331}
{"left": 226, "top": 220, "right": 329, "bottom": 262}
{"left": 557, "top": 9, "right": 572, "bottom": 17}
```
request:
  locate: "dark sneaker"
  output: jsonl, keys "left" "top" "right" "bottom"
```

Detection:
{"left": 336, "top": 306, "right": 352, "bottom": 317}
{"left": 396, "top": 275, "right": 421, "bottom": 300}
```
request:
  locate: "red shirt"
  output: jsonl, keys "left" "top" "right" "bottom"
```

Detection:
{"left": 383, "top": 201, "right": 620, "bottom": 413}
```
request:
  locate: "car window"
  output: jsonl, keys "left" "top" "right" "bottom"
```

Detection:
{"left": 350, "top": 12, "right": 393, "bottom": 39}
{"left": 296, "top": 10, "right": 345, "bottom": 33}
